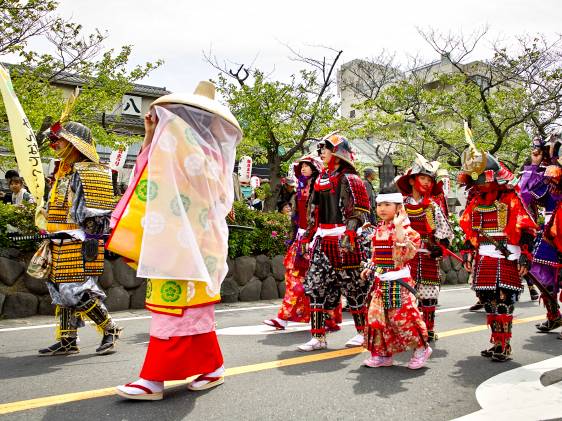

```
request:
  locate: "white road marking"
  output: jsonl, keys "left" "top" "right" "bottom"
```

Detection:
{"left": 454, "top": 356, "right": 562, "bottom": 420}
{"left": 0, "top": 304, "right": 280, "bottom": 333}
{"left": 0, "top": 290, "right": 474, "bottom": 334}
{"left": 212, "top": 305, "right": 473, "bottom": 336}
{"left": 441, "top": 287, "right": 472, "bottom": 292}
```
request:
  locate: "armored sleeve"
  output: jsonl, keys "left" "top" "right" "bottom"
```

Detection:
{"left": 69, "top": 167, "right": 113, "bottom": 236}
{"left": 432, "top": 202, "right": 455, "bottom": 243}
{"left": 340, "top": 175, "right": 368, "bottom": 232}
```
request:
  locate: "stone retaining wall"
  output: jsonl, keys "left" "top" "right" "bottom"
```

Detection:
{"left": 0, "top": 249, "right": 468, "bottom": 318}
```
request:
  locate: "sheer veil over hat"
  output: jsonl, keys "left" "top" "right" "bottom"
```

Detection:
{"left": 132, "top": 81, "right": 242, "bottom": 294}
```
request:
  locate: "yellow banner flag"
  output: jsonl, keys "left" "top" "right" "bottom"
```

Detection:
{"left": 0, "top": 64, "right": 46, "bottom": 229}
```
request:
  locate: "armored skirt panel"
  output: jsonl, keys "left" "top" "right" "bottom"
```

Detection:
{"left": 411, "top": 252, "right": 441, "bottom": 286}
{"left": 473, "top": 256, "right": 522, "bottom": 292}
{"left": 470, "top": 202, "right": 522, "bottom": 292}
{"left": 50, "top": 239, "right": 104, "bottom": 283}
{"left": 405, "top": 203, "right": 441, "bottom": 286}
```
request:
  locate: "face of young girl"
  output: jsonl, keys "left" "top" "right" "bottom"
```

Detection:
{"left": 300, "top": 162, "right": 313, "bottom": 177}
{"left": 9, "top": 180, "right": 22, "bottom": 193}
{"left": 376, "top": 202, "right": 398, "bottom": 222}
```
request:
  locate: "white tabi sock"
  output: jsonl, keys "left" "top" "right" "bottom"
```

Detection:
{"left": 117, "top": 378, "right": 164, "bottom": 395}
{"left": 189, "top": 365, "right": 225, "bottom": 388}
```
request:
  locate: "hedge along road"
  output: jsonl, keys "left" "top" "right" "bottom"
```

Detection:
{"left": 0, "top": 286, "right": 558, "bottom": 421}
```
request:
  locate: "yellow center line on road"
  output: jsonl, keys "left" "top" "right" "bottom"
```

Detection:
{"left": 0, "top": 314, "right": 546, "bottom": 415}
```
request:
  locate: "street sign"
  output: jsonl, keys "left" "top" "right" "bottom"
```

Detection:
{"left": 109, "top": 146, "right": 129, "bottom": 171}
{"left": 122, "top": 95, "right": 142, "bottom": 116}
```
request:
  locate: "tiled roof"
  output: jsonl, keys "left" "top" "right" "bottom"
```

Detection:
{"left": 1, "top": 63, "right": 169, "bottom": 98}
{"left": 51, "top": 71, "right": 170, "bottom": 98}
{"left": 102, "top": 114, "right": 144, "bottom": 128}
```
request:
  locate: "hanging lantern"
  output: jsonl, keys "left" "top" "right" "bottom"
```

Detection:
{"left": 238, "top": 156, "right": 252, "bottom": 184}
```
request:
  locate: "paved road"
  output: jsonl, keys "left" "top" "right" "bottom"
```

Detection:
{"left": 0, "top": 286, "right": 561, "bottom": 421}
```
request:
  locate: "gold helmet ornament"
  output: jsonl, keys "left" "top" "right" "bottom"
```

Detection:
{"left": 458, "top": 122, "right": 513, "bottom": 186}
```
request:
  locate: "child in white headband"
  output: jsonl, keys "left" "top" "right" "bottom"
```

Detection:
{"left": 360, "top": 186, "right": 432, "bottom": 369}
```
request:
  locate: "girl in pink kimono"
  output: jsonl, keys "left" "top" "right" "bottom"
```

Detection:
{"left": 361, "top": 189, "right": 431, "bottom": 369}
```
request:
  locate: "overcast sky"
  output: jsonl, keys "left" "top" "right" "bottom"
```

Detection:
{"left": 49, "top": 0, "right": 562, "bottom": 93}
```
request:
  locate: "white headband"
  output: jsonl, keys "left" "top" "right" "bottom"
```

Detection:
{"left": 376, "top": 193, "right": 403, "bottom": 204}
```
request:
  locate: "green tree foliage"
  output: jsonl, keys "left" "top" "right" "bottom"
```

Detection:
{"left": 0, "top": 202, "right": 39, "bottom": 250}
{"left": 342, "top": 29, "right": 562, "bottom": 172}
{"left": 0, "top": 0, "right": 163, "bottom": 164}
{"left": 208, "top": 49, "right": 342, "bottom": 210}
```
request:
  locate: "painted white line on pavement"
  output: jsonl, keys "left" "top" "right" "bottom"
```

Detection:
{"left": 437, "top": 305, "right": 472, "bottom": 313}
{"left": 454, "top": 355, "right": 562, "bottom": 420}
{"left": 216, "top": 304, "right": 280, "bottom": 313}
{"left": 0, "top": 304, "right": 281, "bottom": 333}
{"left": 0, "top": 303, "right": 473, "bottom": 334}
{"left": 0, "top": 291, "right": 474, "bottom": 334}
{"left": 441, "top": 287, "right": 471, "bottom": 292}
{"left": 127, "top": 305, "right": 476, "bottom": 340}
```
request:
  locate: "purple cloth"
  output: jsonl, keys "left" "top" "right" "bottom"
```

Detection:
{"left": 530, "top": 263, "right": 560, "bottom": 292}
{"left": 519, "top": 165, "right": 544, "bottom": 215}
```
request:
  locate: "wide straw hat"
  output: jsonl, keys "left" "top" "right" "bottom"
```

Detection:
{"left": 151, "top": 81, "right": 242, "bottom": 135}
{"left": 49, "top": 121, "right": 100, "bottom": 163}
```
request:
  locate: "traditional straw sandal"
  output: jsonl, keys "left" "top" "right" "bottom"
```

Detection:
{"left": 262, "top": 319, "right": 286, "bottom": 330}
{"left": 115, "top": 383, "right": 164, "bottom": 401}
{"left": 187, "top": 375, "right": 225, "bottom": 391}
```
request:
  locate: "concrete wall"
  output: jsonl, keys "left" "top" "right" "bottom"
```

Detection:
{"left": 0, "top": 249, "right": 468, "bottom": 319}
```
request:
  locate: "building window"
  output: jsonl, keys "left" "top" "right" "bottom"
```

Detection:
{"left": 349, "top": 110, "right": 356, "bottom": 118}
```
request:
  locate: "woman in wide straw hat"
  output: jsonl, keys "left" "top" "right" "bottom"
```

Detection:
{"left": 111, "top": 81, "right": 242, "bottom": 400}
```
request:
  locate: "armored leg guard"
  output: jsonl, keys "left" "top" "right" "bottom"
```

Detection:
{"left": 491, "top": 303, "right": 514, "bottom": 362}
{"left": 96, "top": 326, "right": 123, "bottom": 354}
{"left": 350, "top": 308, "right": 366, "bottom": 334}
{"left": 420, "top": 299, "right": 438, "bottom": 342}
{"left": 310, "top": 306, "right": 326, "bottom": 340}
{"left": 481, "top": 302, "right": 500, "bottom": 358}
{"left": 77, "top": 295, "right": 122, "bottom": 354}
{"left": 38, "top": 306, "right": 79, "bottom": 356}
{"left": 536, "top": 293, "right": 562, "bottom": 332}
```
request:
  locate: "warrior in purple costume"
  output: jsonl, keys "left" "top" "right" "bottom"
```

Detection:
{"left": 519, "top": 135, "right": 562, "bottom": 333}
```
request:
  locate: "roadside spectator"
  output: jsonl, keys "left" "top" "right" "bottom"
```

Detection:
{"left": 0, "top": 169, "right": 20, "bottom": 202}
{"left": 280, "top": 201, "right": 292, "bottom": 219}
{"left": 277, "top": 178, "right": 296, "bottom": 212}
{"left": 6, "top": 176, "right": 34, "bottom": 205}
